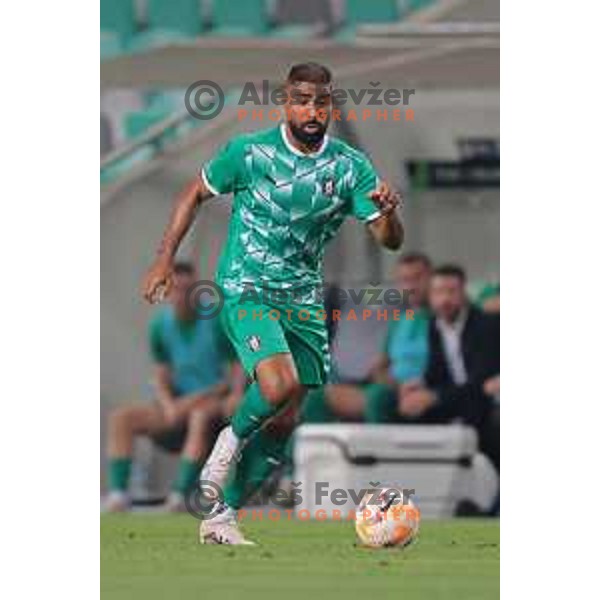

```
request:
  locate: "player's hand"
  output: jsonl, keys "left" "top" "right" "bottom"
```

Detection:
{"left": 369, "top": 181, "right": 403, "bottom": 217}
{"left": 142, "top": 256, "right": 174, "bottom": 304}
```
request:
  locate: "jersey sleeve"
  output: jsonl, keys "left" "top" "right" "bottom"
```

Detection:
{"left": 148, "top": 315, "right": 169, "bottom": 364}
{"left": 349, "top": 152, "right": 381, "bottom": 223}
{"left": 200, "top": 137, "right": 244, "bottom": 195}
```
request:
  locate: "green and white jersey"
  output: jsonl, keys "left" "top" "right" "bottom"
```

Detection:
{"left": 202, "top": 125, "right": 381, "bottom": 300}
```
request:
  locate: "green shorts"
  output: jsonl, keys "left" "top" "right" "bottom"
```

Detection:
{"left": 219, "top": 294, "right": 330, "bottom": 386}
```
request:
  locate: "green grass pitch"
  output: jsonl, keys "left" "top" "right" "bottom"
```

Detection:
{"left": 101, "top": 515, "right": 499, "bottom": 600}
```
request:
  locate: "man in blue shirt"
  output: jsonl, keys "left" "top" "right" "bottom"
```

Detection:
{"left": 365, "top": 253, "right": 431, "bottom": 421}
{"left": 105, "top": 262, "right": 242, "bottom": 511}
{"left": 325, "top": 252, "right": 431, "bottom": 421}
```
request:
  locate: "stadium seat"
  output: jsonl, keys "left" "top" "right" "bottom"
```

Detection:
{"left": 125, "top": 108, "right": 169, "bottom": 139}
{"left": 101, "top": 99, "right": 190, "bottom": 185}
{"left": 100, "top": 31, "right": 124, "bottom": 61}
{"left": 100, "top": 0, "right": 137, "bottom": 42}
{"left": 344, "top": 0, "right": 402, "bottom": 26}
{"left": 124, "top": 106, "right": 180, "bottom": 149}
{"left": 409, "top": 0, "right": 436, "bottom": 10}
{"left": 142, "top": 89, "right": 200, "bottom": 136}
{"left": 100, "top": 147, "right": 155, "bottom": 184}
{"left": 131, "top": 0, "right": 204, "bottom": 50}
{"left": 101, "top": 103, "right": 171, "bottom": 185}
{"left": 147, "top": 0, "right": 203, "bottom": 35}
{"left": 143, "top": 89, "right": 187, "bottom": 113}
{"left": 209, "top": 0, "right": 271, "bottom": 37}
{"left": 335, "top": 0, "right": 404, "bottom": 40}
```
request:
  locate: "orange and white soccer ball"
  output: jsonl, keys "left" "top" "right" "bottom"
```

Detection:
{"left": 355, "top": 487, "right": 420, "bottom": 548}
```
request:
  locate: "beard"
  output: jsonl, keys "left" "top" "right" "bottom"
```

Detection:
{"left": 289, "top": 119, "right": 328, "bottom": 146}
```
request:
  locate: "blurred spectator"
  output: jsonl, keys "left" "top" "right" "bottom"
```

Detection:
{"left": 324, "top": 252, "right": 432, "bottom": 421}
{"left": 105, "top": 262, "right": 243, "bottom": 512}
{"left": 400, "top": 265, "right": 500, "bottom": 474}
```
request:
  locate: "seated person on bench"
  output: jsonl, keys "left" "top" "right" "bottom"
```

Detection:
{"left": 324, "top": 252, "right": 432, "bottom": 422}
{"left": 399, "top": 264, "right": 500, "bottom": 475}
{"left": 105, "top": 261, "right": 243, "bottom": 512}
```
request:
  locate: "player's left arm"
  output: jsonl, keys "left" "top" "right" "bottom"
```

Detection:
{"left": 349, "top": 153, "right": 404, "bottom": 251}
{"left": 367, "top": 181, "right": 404, "bottom": 250}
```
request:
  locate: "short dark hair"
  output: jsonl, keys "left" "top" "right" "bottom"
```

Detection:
{"left": 286, "top": 62, "right": 332, "bottom": 86}
{"left": 432, "top": 264, "right": 466, "bottom": 283}
{"left": 398, "top": 252, "right": 432, "bottom": 270}
{"left": 173, "top": 261, "right": 195, "bottom": 276}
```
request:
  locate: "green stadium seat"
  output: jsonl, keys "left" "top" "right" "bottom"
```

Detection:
{"left": 209, "top": 0, "right": 270, "bottom": 37}
{"left": 144, "top": 89, "right": 186, "bottom": 113}
{"left": 100, "top": 0, "right": 136, "bottom": 42}
{"left": 130, "top": 0, "right": 204, "bottom": 50}
{"left": 146, "top": 0, "right": 203, "bottom": 36}
{"left": 100, "top": 31, "right": 123, "bottom": 61}
{"left": 101, "top": 148, "right": 155, "bottom": 184}
{"left": 408, "top": 0, "right": 436, "bottom": 10}
{"left": 125, "top": 106, "right": 170, "bottom": 137}
{"left": 344, "top": 0, "right": 401, "bottom": 26}
{"left": 334, "top": 0, "right": 406, "bottom": 40}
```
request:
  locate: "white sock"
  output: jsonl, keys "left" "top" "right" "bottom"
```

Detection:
{"left": 205, "top": 426, "right": 240, "bottom": 468}
{"left": 221, "top": 426, "right": 240, "bottom": 455}
{"left": 200, "top": 426, "right": 241, "bottom": 491}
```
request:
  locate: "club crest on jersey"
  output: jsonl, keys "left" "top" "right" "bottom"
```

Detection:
{"left": 321, "top": 177, "right": 336, "bottom": 197}
{"left": 246, "top": 335, "right": 261, "bottom": 352}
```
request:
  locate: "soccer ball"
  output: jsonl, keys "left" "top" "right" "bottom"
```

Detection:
{"left": 355, "top": 487, "right": 420, "bottom": 548}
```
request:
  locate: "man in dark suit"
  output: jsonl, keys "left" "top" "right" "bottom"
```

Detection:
{"left": 399, "top": 264, "right": 500, "bottom": 474}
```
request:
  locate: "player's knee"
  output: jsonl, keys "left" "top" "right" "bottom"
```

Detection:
{"left": 259, "top": 371, "right": 301, "bottom": 406}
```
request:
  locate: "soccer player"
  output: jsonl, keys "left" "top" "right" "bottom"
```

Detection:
{"left": 106, "top": 262, "right": 242, "bottom": 512}
{"left": 142, "top": 63, "right": 404, "bottom": 544}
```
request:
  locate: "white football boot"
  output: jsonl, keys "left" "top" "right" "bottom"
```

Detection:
{"left": 199, "top": 506, "right": 256, "bottom": 546}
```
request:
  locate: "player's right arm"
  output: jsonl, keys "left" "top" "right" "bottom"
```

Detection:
{"left": 142, "top": 176, "right": 214, "bottom": 304}
{"left": 143, "top": 137, "right": 243, "bottom": 304}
